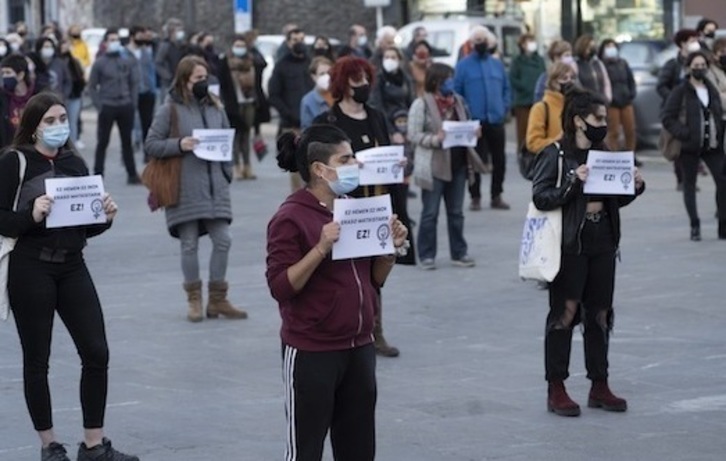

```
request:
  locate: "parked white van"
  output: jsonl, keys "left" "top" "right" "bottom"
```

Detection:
{"left": 395, "top": 17, "right": 525, "bottom": 68}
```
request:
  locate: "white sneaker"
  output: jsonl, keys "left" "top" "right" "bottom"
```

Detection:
{"left": 452, "top": 256, "right": 475, "bottom": 267}
{"left": 420, "top": 259, "right": 436, "bottom": 270}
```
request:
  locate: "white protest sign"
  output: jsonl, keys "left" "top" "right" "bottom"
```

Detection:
{"left": 192, "top": 129, "right": 235, "bottom": 161}
{"left": 584, "top": 150, "right": 635, "bottom": 196}
{"left": 332, "top": 195, "right": 393, "bottom": 260}
{"left": 45, "top": 175, "right": 106, "bottom": 228}
{"left": 356, "top": 145, "right": 405, "bottom": 186}
{"left": 442, "top": 120, "right": 479, "bottom": 149}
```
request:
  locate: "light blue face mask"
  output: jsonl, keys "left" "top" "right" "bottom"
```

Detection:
{"left": 38, "top": 123, "right": 70, "bottom": 149}
{"left": 323, "top": 163, "right": 360, "bottom": 196}
{"left": 107, "top": 41, "right": 122, "bottom": 54}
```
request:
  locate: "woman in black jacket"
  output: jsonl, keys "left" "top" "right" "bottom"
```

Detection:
{"left": 662, "top": 51, "right": 726, "bottom": 240}
{"left": 532, "top": 89, "right": 645, "bottom": 417}
{"left": 0, "top": 93, "right": 137, "bottom": 461}
{"left": 369, "top": 47, "right": 415, "bottom": 190}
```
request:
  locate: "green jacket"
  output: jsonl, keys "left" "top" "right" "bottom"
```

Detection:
{"left": 509, "top": 53, "right": 546, "bottom": 107}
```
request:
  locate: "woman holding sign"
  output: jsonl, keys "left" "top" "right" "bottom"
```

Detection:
{"left": 0, "top": 93, "right": 138, "bottom": 460}
{"left": 408, "top": 63, "right": 487, "bottom": 270}
{"left": 267, "top": 124, "right": 408, "bottom": 461}
{"left": 531, "top": 89, "right": 645, "bottom": 417}
{"left": 313, "top": 55, "right": 413, "bottom": 357}
{"left": 146, "top": 55, "right": 247, "bottom": 323}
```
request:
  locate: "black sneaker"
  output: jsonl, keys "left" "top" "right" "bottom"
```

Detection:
{"left": 77, "top": 438, "right": 139, "bottom": 461}
{"left": 126, "top": 175, "right": 142, "bottom": 185}
{"left": 41, "top": 442, "right": 71, "bottom": 461}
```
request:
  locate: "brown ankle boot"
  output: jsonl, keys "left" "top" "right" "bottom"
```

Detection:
{"left": 241, "top": 164, "right": 257, "bottom": 180}
{"left": 234, "top": 164, "right": 244, "bottom": 180}
{"left": 547, "top": 381, "right": 581, "bottom": 416}
{"left": 373, "top": 315, "right": 399, "bottom": 357}
{"left": 184, "top": 281, "right": 203, "bottom": 323}
{"left": 206, "top": 281, "right": 248, "bottom": 319}
{"left": 588, "top": 380, "right": 627, "bottom": 412}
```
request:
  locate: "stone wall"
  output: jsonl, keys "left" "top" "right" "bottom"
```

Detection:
{"left": 253, "top": 0, "right": 377, "bottom": 42}
{"left": 91, "top": 0, "right": 406, "bottom": 47}
{"left": 93, "top": 0, "right": 235, "bottom": 44}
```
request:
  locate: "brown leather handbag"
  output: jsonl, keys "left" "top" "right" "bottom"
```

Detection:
{"left": 142, "top": 103, "right": 183, "bottom": 211}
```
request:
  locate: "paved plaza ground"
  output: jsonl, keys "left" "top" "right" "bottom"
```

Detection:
{"left": 1, "top": 114, "right": 725, "bottom": 460}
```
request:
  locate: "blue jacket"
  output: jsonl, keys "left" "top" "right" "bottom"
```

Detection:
{"left": 454, "top": 53, "right": 511, "bottom": 124}
{"left": 300, "top": 89, "right": 330, "bottom": 130}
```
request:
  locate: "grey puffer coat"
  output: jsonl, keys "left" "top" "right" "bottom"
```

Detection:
{"left": 145, "top": 92, "right": 233, "bottom": 237}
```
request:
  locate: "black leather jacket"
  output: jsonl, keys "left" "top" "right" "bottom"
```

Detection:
{"left": 531, "top": 143, "right": 645, "bottom": 255}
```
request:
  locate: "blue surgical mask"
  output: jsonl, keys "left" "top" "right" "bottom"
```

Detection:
{"left": 323, "top": 163, "right": 360, "bottom": 196}
{"left": 107, "top": 41, "right": 122, "bottom": 54}
{"left": 232, "top": 46, "right": 247, "bottom": 57}
{"left": 440, "top": 78, "right": 455, "bottom": 96}
{"left": 38, "top": 123, "right": 70, "bottom": 149}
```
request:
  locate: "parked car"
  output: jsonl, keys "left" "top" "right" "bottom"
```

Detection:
{"left": 619, "top": 39, "right": 670, "bottom": 148}
{"left": 395, "top": 16, "right": 525, "bottom": 69}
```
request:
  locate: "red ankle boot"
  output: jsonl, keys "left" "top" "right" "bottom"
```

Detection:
{"left": 588, "top": 380, "right": 627, "bottom": 412}
{"left": 547, "top": 381, "right": 581, "bottom": 417}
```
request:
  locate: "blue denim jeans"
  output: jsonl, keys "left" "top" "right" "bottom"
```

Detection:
{"left": 417, "top": 166, "right": 468, "bottom": 261}
{"left": 66, "top": 97, "right": 82, "bottom": 143}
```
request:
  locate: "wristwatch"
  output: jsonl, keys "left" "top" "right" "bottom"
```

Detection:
{"left": 394, "top": 239, "right": 410, "bottom": 257}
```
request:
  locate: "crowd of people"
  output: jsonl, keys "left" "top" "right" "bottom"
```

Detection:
{"left": 0, "top": 14, "right": 725, "bottom": 461}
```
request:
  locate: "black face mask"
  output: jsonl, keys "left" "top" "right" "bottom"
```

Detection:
{"left": 560, "top": 82, "right": 574, "bottom": 94}
{"left": 192, "top": 80, "right": 209, "bottom": 100}
{"left": 351, "top": 84, "right": 371, "bottom": 104}
{"left": 313, "top": 47, "right": 329, "bottom": 56}
{"left": 583, "top": 121, "right": 608, "bottom": 144}
{"left": 691, "top": 68, "right": 707, "bottom": 81}
{"left": 474, "top": 42, "right": 489, "bottom": 56}
{"left": 705, "top": 31, "right": 716, "bottom": 39}
{"left": 291, "top": 42, "right": 307, "bottom": 56}
{"left": 720, "top": 56, "right": 726, "bottom": 68}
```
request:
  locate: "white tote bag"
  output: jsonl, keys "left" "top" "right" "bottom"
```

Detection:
{"left": 518, "top": 149, "right": 563, "bottom": 282}
{"left": 1, "top": 151, "right": 27, "bottom": 321}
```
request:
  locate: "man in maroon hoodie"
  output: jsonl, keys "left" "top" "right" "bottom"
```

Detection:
{"left": 266, "top": 124, "right": 408, "bottom": 461}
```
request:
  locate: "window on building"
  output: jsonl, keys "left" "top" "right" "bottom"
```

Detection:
{"left": 8, "top": 0, "right": 27, "bottom": 24}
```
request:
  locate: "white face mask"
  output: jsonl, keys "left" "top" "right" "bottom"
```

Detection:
{"left": 41, "top": 47, "right": 55, "bottom": 60}
{"left": 9, "top": 42, "right": 21, "bottom": 53}
{"left": 382, "top": 58, "right": 399, "bottom": 73}
{"left": 357, "top": 35, "right": 368, "bottom": 47}
{"left": 561, "top": 55, "right": 574, "bottom": 65}
{"left": 687, "top": 41, "right": 701, "bottom": 53}
{"left": 232, "top": 46, "right": 247, "bottom": 57}
{"left": 175, "top": 30, "right": 186, "bottom": 42}
{"left": 0, "top": 46, "right": 7, "bottom": 56}
{"left": 316, "top": 73, "right": 330, "bottom": 91}
{"left": 526, "top": 41, "right": 538, "bottom": 53}
{"left": 603, "top": 47, "right": 618, "bottom": 59}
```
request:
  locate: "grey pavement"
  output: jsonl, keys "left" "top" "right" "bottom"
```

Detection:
{"left": 1, "top": 112, "right": 725, "bottom": 461}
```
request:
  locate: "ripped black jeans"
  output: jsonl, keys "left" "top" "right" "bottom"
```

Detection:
{"left": 545, "top": 214, "right": 617, "bottom": 382}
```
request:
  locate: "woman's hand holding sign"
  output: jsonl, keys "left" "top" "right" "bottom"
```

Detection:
{"left": 316, "top": 221, "right": 341, "bottom": 257}
{"left": 390, "top": 214, "right": 408, "bottom": 249}
{"left": 32, "top": 195, "right": 54, "bottom": 223}
{"left": 102, "top": 193, "right": 118, "bottom": 222}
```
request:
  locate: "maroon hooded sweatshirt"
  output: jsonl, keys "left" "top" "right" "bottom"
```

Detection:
{"left": 266, "top": 188, "right": 379, "bottom": 352}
